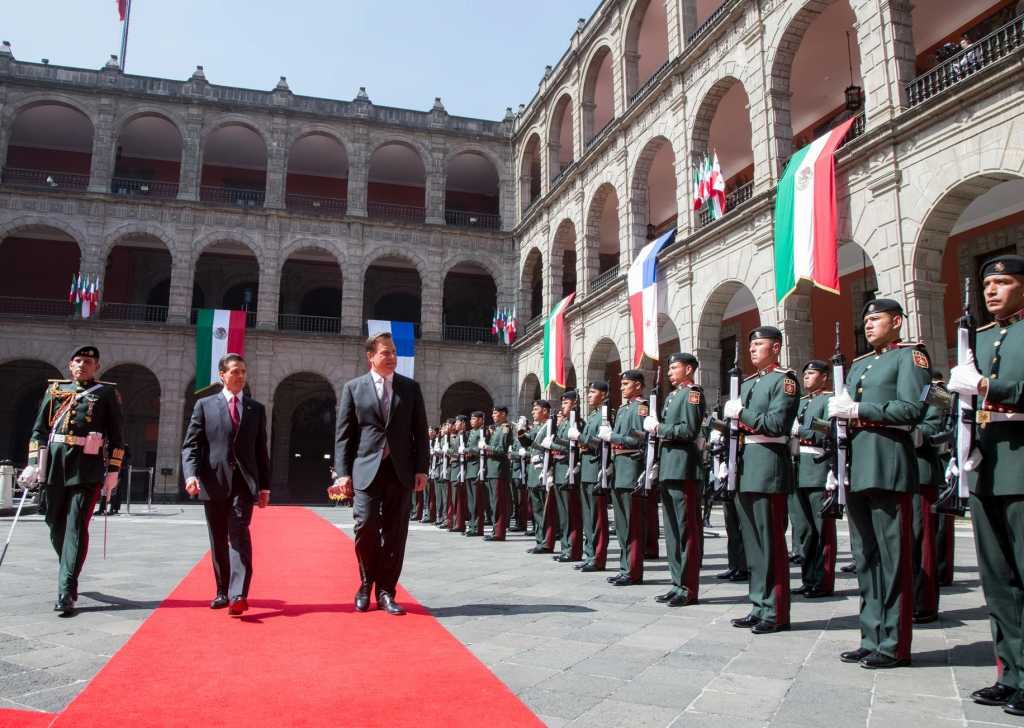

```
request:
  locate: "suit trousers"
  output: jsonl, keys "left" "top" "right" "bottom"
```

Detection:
{"left": 202, "top": 471, "right": 255, "bottom": 599}
{"left": 353, "top": 458, "right": 412, "bottom": 596}
{"left": 44, "top": 484, "right": 101, "bottom": 598}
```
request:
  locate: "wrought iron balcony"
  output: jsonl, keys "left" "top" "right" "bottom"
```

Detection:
{"left": 99, "top": 302, "right": 169, "bottom": 323}
{"left": 285, "top": 193, "right": 347, "bottom": 217}
{"left": 686, "top": 0, "right": 731, "bottom": 45}
{"left": 200, "top": 185, "right": 265, "bottom": 209}
{"left": 521, "top": 314, "right": 544, "bottom": 337}
{"left": 278, "top": 313, "right": 342, "bottom": 334}
{"left": 367, "top": 200, "right": 426, "bottom": 223}
{"left": 590, "top": 264, "right": 622, "bottom": 294}
{"left": 111, "top": 177, "right": 179, "bottom": 199}
{"left": 1, "top": 167, "right": 90, "bottom": 191}
{"left": 697, "top": 180, "right": 755, "bottom": 228}
{"left": 444, "top": 209, "right": 501, "bottom": 230}
{"left": 584, "top": 119, "right": 615, "bottom": 151}
{"left": 628, "top": 59, "right": 671, "bottom": 106}
{"left": 0, "top": 296, "right": 75, "bottom": 317}
{"left": 442, "top": 324, "right": 500, "bottom": 344}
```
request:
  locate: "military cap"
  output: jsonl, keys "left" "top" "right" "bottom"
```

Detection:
{"left": 561, "top": 389, "right": 579, "bottom": 402}
{"left": 71, "top": 345, "right": 100, "bottom": 359}
{"left": 981, "top": 254, "right": 1024, "bottom": 280}
{"left": 588, "top": 381, "right": 609, "bottom": 393}
{"left": 533, "top": 399, "right": 551, "bottom": 410}
{"left": 622, "top": 369, "right": 645, "bottom": 385}
{"left": 803, "top": 359, "right": 830, "bottom": 374}
{"left": 492, "top": 405, "right": 508, "bottom": 414}
{"left": 749, "top": 326, "right": 782, "bottom": 342}
{"left": 668, "top": 352, "right": 699, "bottom": 368}
{"left": 470, "top": 410, "right": 485, "bottom": 419}
{"left": 455, "top": 414, "right": 469, "bottom": 423}
{"left": 862, "top": 298, "right": 904, "bottom": 318}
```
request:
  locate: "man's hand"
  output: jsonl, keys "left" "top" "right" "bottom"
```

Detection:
{"left": 949, "top": 353, "right": 983, "bottom": 398}
{"left": 827, "top": 391, "right": 858, "bottom": 420}
{"left": 328, "top": 476, "right": 353, "bottom": 500}
{"left": 598, "top": 424, "right": 612, "bottom": 442}
{"left": 414, "top": 473, "right": 427, "bottom": 492}
{"left": 17, "top": 465, "right": 38, "bottom": 487}
{"left": 567, "top": 424, "right": 580, "bottom": 442}
{"left": 257, "top": 490, "right": 270, "bottom": 508}
{"left": 643, "top": 416, "right": 659, "bottom": 434}
{"left": 540, "top": 434, "right": 554, "bottom": 449}
{"left": 102, "top": 472, "right": 119, "bottom": 499}
{"left": 826, "top": 470, "right": 838, "bottom": 491}
{"left": 185, "top": 477, "right": 201, "bottom": 498}
{"left": 723, "top": 399, "right": 743, "bottom": 420}
{"left": 516, "top": 415, "right": 528, "bottom": 431}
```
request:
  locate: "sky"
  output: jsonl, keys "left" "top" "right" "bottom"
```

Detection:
{"left": 4, "top": 0, "right": 599, "bottom": 120}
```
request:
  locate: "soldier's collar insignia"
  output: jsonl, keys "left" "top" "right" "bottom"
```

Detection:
{"left": 875, "top": 338, "right": 902, "bottom": 354}
{"left": 996, "top": 307, "right": 1024, "bottom": 327}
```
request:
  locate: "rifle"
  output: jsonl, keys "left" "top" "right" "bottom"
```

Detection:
{"left": 541, "top": 413, "right": 557, "bottom": 490}
{"left": 821, "top": 321, "right": 848, "bottom": 519}
{"left": 477, "top": 427, "right": 487, "bottom": 485}
{"left": 595, "top": 405, "right": 611, "bottom": 495}
{"left": 636, "top": 366, "right": 662, "bottom": 495}
{"left": 704, "top": 415, "right": 731, "bottom": 501}
{"left": 566, "top": 409, "right": 578, "bottom": 490}
{"left": 726, "top": 340, "right": 742, "bottom": 492}
{"left": 458, "top": 431, "right": 466, "bottom": 486}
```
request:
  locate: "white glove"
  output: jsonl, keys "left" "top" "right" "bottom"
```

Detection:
{"left": 567, "top": 425, "right": 580, "bottom": 442}
{"left": 715, "top": 460, "right": 729, "bottom": 482}
{"left": 17, "top": 465, "right": 38, "bottom": 486}
{"left": 944, "top": 458, "right": 958, "bottom": 482}
{"left": 826, "top": 470, "right": 838, "bottom": 491}
{"left": 598, "top": 424, "right": 612, "bottom": 442}
{"left": 541, "top": 434, "right": 554, "bottom": 449}
{"left": 103, "top": 472, "right": 119, "bottom": 498}
{"left": 790, "top": 419, "right": 800, "bottom": 437}
{"left": 709, "top": 430, "right": 723, "bottom": 446}
{"left": 649, "top": 463, "right": 659, "bottom": 481}
{"left": 723, "top": 398, "right": 742, "bottom": 419}
{"left": 643, "top": 416, "right": 659, "bottom": 434}
{"left": 517, "top": 447, "right": 527, "bottom": 458}
{"left": 963, "top": 447, "right": 982, "bottom": 473}
{"left": 458, "top": 443, "right": 466, "bottom": 455}
{"left": 827, "top": 391, "right": 858, "bottom": 420}
{"left": 948, "top": 358, "right": 982, "bottom": 398}
{"left": 516, "top": 415, "right": 528, "bottom": 430}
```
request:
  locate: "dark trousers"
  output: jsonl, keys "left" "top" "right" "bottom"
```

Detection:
{"left": 971, "top": 494, "right": 1024, "bottom": 691}
{"left": 412, "top": 489, "right": 424, "bottom": 520}
{"left": 788, "top": 489, "right": 810, "bottom": 558}
{"left": 451, "top": 482, "right": 467, "bottom": 532}
{"left": 662, "top": 481, "right": 702, "bottom": 602}
{"left": 554, "top": 482, "right": 583, "bottom": 559}
{"left": 913, "top": 488, "right": 940, "bottom": 617}
{"left": 486, "top": 478, "right": 509, "bottom": 539}
{"left": 353, "top": 458, "right": 412, "bottom": 597}
{"left": 611, "top": 488, "right": 646, "bottom": 581}
{"left": 529, "top": 487, "right": 547, "bottom": 545}
{"left": 202, "top": 472, "right": 255, "bottom": 599}
{"left": 466, "top": 479, "right": 482, "bottom": 535}
{"left": 422, "top": 480, "right": 436, "bottom": 523}
{"left": 513, "top": 483, "right": 530, "bottom": 529}
{"left": 435, "top": 479, "right": 448, "bottom": 525}
{"left": 847, "top": 489, "right": 914, "bottom": 660}
{"left": 44, "top": 484, "right": 101, "bottom": 598}
{"left": 737, "top": 492, "right": 790, "bottom": 626}
{"left": 793, "top": 488, "right": 837, "bottom": 594}
{"left": 724, "top": 494, "right": 747, "bottom": 572}
{"left": 581, "top": 482, "right": 609, "bottom": 569}
{"left": 645, "top": 496, "right": 660, "bottom": 559}
{"left": 937, "top": 512, "right": 956, "bottom": 586}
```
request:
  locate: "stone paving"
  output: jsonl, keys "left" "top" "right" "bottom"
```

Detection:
{"left": 0, "top": 503, "right": 1013, "bottom": 726}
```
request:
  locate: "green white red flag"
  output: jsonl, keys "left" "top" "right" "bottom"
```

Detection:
{"left": 542, "top": 293, "right": 574, "bottom": 390}
{"left": 773, "top": 117, "right": 856, "bottom": 303}
{"left": 195, "top": 309, "right": 247, "bottom": 392}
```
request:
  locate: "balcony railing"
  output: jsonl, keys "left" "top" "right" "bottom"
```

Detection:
{"left": 0, "top": 296, "right": 75, "bottom": 317}
{"left": 200, "top": 186, "right": 265, "bottom": 209}
{"left": 444, "top": 209, "right": 501, "bottom": 230}
{"left": 906, "top": 14, "right": 1024, "bottom": 108}
{"left": 686, "top": 0, "right": 731, "bottom": 45}
{"left": 698, "top": 180, "right": 755, "bottom": 227}
{"left": 584, "top": 119, "right": 616, "bottom": 152}
{"left": 521, "top": 314, "right": 544, "bottom": 337}
{"left": 99, "top": 302, "right": 169, "bottom": 323}
{"left": 111, "top": 177, "right": 179, "bottom": 199}
{"left": 442, "top": 324, "right": 500, "bottom": 344}
{"left": 1, "top": 167, "right": 90, "bottom": 191}
{"left": 190, "top": 308, "right": 257, "bottom": 328}
{"left": 278, "top": 313, "right": 341, "bottom": 334}
{"left": 590, "top": 264, "right": 622, "bottom": 294}
{"left": 285, "top": 193, "right": 347, "bottom": 217}
{"left": 628, "top": 59, "right": 672, "bottom": 106}
{"left": 367, "top": 201, "right": 426, "bottom": 223}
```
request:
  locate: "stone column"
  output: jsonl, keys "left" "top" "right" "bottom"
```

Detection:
{"left": 177, "top": 113, "right": 203, "bottom": 202}
{"left": 778, "top": 288, "right": 814, "bottom": 372}
{"left": 347, "top": 130, "right": 369, "bottom": 218}
{"left": 860, "top": 0, "right": 916, "bottom": 123}
{"left": 420, "top": 251, "right": 443, "bottom": 339}
{"left": 425, "top": 144, "right": 446, "bottom": 225}
{"left": 0, "top": 100, "right": 11, "bottom": 183}
{"left": 904, "top": 279, "right": 949, "bottom": 372}
{"left": 263, "top": 121, "right": 288, "bottom": 210}
{"left": 256, "top": 245, "right": 279, "bottom": 330}
{"left": 87, "top": 101, "right": 116, "bottom": 194}
{"left": 154, "top": 359, "right": 186, "bottom": 498}
{"left": 341, "top": 251, "right": 364, "bottom": 337}
{"left": 581, "top": 101, "right": 596, "bottom": 149}
{"left": 166, "top": 246, "right": 193, "bottom": 325}
{"left": 500, "top": 173, "right": 516, "bottom": 232}
{"left": 624, "top": 51, "right": 641, "bottom": 104}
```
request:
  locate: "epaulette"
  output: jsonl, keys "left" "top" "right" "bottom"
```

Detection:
{"left": 47, "top": 378, "right": 71, "bottom": 383}
{"left": 853, "top": 351, "right": 874, "bottom": 363}
{"left": 895, "top": 341, "right": 927, "bottom": 350}
{"left": 742, "top": 373, "right": 758, "bottom": 382}
{"left": 98, "top": 380, "right": 117, "bottom": 386}
{"left": 977, "top": 321, "right": 998, "bottom": 332}
{"left": 689, "top": 383, "right": 703, "bottom": 390}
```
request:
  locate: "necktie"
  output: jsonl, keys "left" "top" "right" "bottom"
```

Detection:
{"left": 380, "top": 377, "right": 391, "bottom": 422}
{"left": 229, "top": 395, "right": 240, "bottom": 431}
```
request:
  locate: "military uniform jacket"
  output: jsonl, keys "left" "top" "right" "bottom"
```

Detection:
{"left": 484, "top": 423, "right": 514, "bottom": 480}
{"left": 610, "top": 400, "right": 644, "bottom": 489}
{"left": 449, "top": 433, "right": 464, "bottom": 482}
{"left": 973, "top": 310, "right": 1024, "bottom": 495}
{"left": 658, "top": 384, "right": 705, "bottom": 483}
{"left": 796, "top": 392, "right": 831, "bottom": 488}
{"left": 579, "top": 409, "right": 605, "bottom": 484}
{"left": 29, "top": 379, "right": 125, "bottom": 487}
{"left": 915, "top": 403, "right": 946, "bottom": 489}
{"left": 550, "top": 415, "right": 579, "bottom": 483}
{"left": 517, "top": 422, "right": 549, "bottom": 487}
{"left": 465, "top": 426, "right": 486, "bottom": 481}
{"left": 845, "top": 341, "right": 931, "bottom": 492}
{"left": 436, "top": 437, "right": 450, "bottom": 482}
{"left": 737, "top": 367, "right": 800, "bottom": 494}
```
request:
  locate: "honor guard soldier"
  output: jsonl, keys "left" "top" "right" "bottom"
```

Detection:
{"left": 422, "top": 427, "right": 438, "bottom": 524}
{"left": 723, "top": 326, "right": 800, "bottom": 634}
{"left": 549, "top": 391, "right": 584, "bottom": 563}
{"left": 24, "top": 346, "right": 125, "bottom": 616}
{"left": 711, "top": 400, "right": 749, "bottom": 582}
{"left": 911, "top": 384, "right": 947, "bottom": 624}
{"left": 644, "top": 353, "right": 706, "bottom": 606}
{"left": 792, "top": 360, "right": 837, "bottom": 598}
{"left": 482, "top": 406, "right": 514, "bottom": 541}
{"left": 518, "top": 400, "right": 556, "bottom": 554}
{"left": 450, "top": 415, "right": 469, "bottom": 532}
{"left": 598, "top": 369, "right": 647, "bottom": 586}
{"left": 570, "top": 382, "right": 611, "bottom": 572}
{"left": 946, "top": 255, "right": 1024, "bottom": 715}
{"left": 435, "top": 420, "right": 452, "bottom": 528}
{"left": 829, "top": 298, "right": 931, "bottom": 668}
{"left": 464, "top": 411, "right": 487, "bottom": 537}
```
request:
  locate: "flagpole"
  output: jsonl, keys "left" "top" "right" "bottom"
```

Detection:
{"left": 119, "top": 0, "right": 132, "bottom": 72}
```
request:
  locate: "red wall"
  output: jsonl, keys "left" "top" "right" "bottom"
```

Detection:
{"left": 720, "top": 307, "right": 762, "bottom": 372}
{"left": 368, "top": 181, "right": 425, "bottom": 207}
{"left": 114, "top": 155, "right": 180, "bottom": 182}
{"left": 200, "top": 163, "right": 266, "bottom": 189}
{"left": 445, "top": 189, "right": 499, "bottom": 214}
{"left": 6, "top": 147, "right": 91, "bottom": 174}
{"left": 0, "top": 238, "right": 80, "bottom": 298}
{"left": 285, "top": 173, "right": 347, "bottom": 198}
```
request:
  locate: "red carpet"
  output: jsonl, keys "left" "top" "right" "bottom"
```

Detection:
{"left": 1, "top": 508, "right": 542, "bottom": 728}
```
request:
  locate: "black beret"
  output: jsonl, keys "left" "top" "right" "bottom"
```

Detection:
{"left": 492, "top": 405, "right": 508, "bottom": 414}
{"left": 668, "top": 352, "right": 699, "bottom": 368}
{"left": 455, "top": 414, "right": 469, "bottom": 423}
{"left": 72, "top": 345, "right": 100, "bottom": 359}
{"left": 749, "top": 326, "right": 782, "bottom": 342}
{"left": 803, "top": 359, "right": 830, "bottom": 373}
{"left": 470, "top": 410, "right": 485, "bottom": 419}
{"left": 622, "top": 369, "right": 645, "bottom": 385}
{"left": 981, "top": 255, "right": 1024, "bottom": 280}
{"left": 533, "top": 399, "right": 551, "bottom": 410}
{"left": 588, "top": 381, "right": 609, "bottom": 393}
{"left": 862, "top": 298, "right": 904, "bottom": 318}
{"left": 561, "top": 389, "right": 579, "bottom": 402}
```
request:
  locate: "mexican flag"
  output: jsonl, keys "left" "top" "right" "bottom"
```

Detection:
{"left": 69, "top": 273, "right": 82, "bottom": 315}
{"left": 81, "top": 276, "right": 100, "bottom": 319}
{"left": 195, "top": 309, "right": 247, "bottom": 392}
{"left": 774, "top": 117, "right": 856, "bottom": 303}
{"left": 542, "top": 293, "right": 574, "bottom": 391}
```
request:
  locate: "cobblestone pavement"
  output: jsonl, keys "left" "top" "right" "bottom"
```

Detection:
{"left": 0, "top": 503, "right": 1010, "bottom": 727}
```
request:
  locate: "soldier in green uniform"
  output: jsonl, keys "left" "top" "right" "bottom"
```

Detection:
{"left": 911, "top": 391, "right": 946, "bottom": 623}
{"left": 421, "top": 427, "right": 437, "bottom": 524}
{"left": 829, "top": 298, "right": 931, "bottom": 668}
{"left": 569, "top": 382, "right": 611, "bottom": 572}
{"left": 723, "top": 326, "right": 799, "bottom": 634}
{"left": 464, "top": 411, "right": 486, "bottom": 537}
{"left": 24, "top": 346, "right": 125, "bottom": 616}
{"left": 482, "top": 406, "right": 514, "bottom": 541}
{"left": 435, "top": 420, "right": 451, "bottom": 528}
{"left": 710, "top": 401, "right": 749, "bottom": 582}
{"left": 946, "top": 255, "right": 1024, "bottom": 714}
{"left": 598, "top": 370, "right": 646, "bottom": 586}
{"left": 518, "top": 400, "right": 556, "bottom": 554}
{"left": 449, "top": 415, "right": 468, "bottom": 532}
{"left": 644, "top": 353, "right": 705, "bottom": 606}
{"left": 792, "top": 360, "right": 836, "bottom": 598}
{"left": 549, "top": 391, "right": 583, "bottom": 563}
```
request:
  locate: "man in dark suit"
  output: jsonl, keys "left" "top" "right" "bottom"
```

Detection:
{"left": 329, "top": 332, "right": 429, "bottom": 616}
{"left": 181, "top": 353, "right": 271, "bottom": 617}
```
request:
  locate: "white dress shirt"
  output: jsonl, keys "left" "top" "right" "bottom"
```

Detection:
{"left": 222, "top": 387, "right": 244, "bottom": 423}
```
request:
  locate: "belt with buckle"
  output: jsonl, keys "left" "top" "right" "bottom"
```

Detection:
{"left": 799, "top": 445, "right": 825, "bottom": 456}
{"left": 745, "top": 435, "right": 788, "bottom": 445}
{"left": 51, "top": 434, "right": 84, "bottom": 446}
{"left": 976, "top": 410, "right": 1023, "bottom": 424}
{"left": 850, "top": 420, "right": 911, "bottom": 432}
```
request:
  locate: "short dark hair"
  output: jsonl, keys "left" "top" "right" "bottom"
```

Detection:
{"left": 218, "top": 353, "right": 246, "bottom": 372}
{"left": 365, "top": 331, "right": 394, "bottom": 353}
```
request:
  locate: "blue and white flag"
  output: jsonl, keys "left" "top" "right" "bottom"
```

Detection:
{"left": 367, "top": 319, "right": 415, "bottom": 378}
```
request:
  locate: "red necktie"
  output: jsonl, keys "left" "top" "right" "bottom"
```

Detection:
{"left": 229, "top": 395, "right": 240, "bottom": 430}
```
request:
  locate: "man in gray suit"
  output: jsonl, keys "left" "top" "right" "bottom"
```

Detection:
{"left": 181, "top": 353, "right": 271, "bottom": 617}
{"left": 329, "top": 332, "right": 429, "bottom": 615}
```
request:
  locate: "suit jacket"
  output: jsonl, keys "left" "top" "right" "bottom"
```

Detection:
{"left": 334, "top": 371, "right": 429, "bottom": 490}
{"left": 181, "top": 392, "right": 271, "bottom": 501}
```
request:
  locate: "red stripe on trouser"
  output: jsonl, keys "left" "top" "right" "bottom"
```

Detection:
{"left": 918, "top": 489, "right": 939, "bottom": 615}
{"left": 628, "top": 494, "right": 646, "bottom": 582}
{"left": 896, "top": 492, "right": 914, "bottom": 660}
{"left": 542, "top": 489, "right": 558, "bottom": 550}
{"left": 593, "top": 493, "right": 609, "bottom": 570}
{"left": 493, "top": 479, "right": 508, "bottom": 539}
{"left": 446, "top": 483, "right": 455, "bottom": 526}
{"left": 770, "top": 493, "right": 791, "bottom": 627}
{"left": 568, "top": 488, "right": 583, "bottom": 560}
{"left": 452, "top": 484, "right": 466, "bottom": 531}
{"left": 683, "top": 481, "right": 701, "bottom": 602}
{"left": 645, "top": 495, "right": 660, "bottom": 558}
{"left": 820, "top": 509, "right": 836, "bottom": 594}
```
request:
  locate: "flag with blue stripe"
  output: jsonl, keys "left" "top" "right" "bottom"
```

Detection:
{"left": 367, "top": 319, "right": 416, "bottom": 378}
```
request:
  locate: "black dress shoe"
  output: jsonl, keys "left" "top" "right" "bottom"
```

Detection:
{"left": 912, "top": 611, "right": 938, "bottom": 624}
{"left": 654, "top": 591, "right": 676, "bottom": 603}
{"left": 667, "top": 594, "right": 694, "bottom": 608}
{"left": 731, "top": 614, "right": 760, "bottom": 628}
{"left": 789, "top": 553, "right": 804, "bottom": 564}
{"left": 729, "top": 570, "right": 750, "bottom": 582}
{"left": 1004, "top": 691, "right": 1024, "bottom": 716}
{"left": 612, "top": 575, "right": 642, "bottom": 586}
{"left": 54, "top": 594, "right": 75, "bottom": 617}
{"left": 484, "top": 535, "right": 504, "bottom": 542}
{"left": 210, "top": 594, "right": 229, "bottom": 609}
{"left": 792, "top": 584, "right": 809, "bottom": 595}
{"left": 839, "top": 647, "right": 872, "bottom": 663}
{"left": 228, "top": 596, "right": 248, "bottom": 616}
{"left": 860, "top": 652, "right": 910, "bottom": 669}
{"left": 573, "top": 561, "right": 588, "bottom": 570}
{"left": 715, "top": 569, "right": 736, "bottom": 580}
{"left": 377, "top": 592, "right": 406, "bottom": 616}
{"left": 555, "top": 554, "right": 574, "bottom": 563}
{"left": 751, "top": 621, "right": 790, "bottom": 634}
{"left": 354, "top": 585, "right": 371, "bottom": 612}
{"left": 607, "top": 574, "right": 624, "bottom": 583}
{"left": 804, "top": 589, "right": 832, "bottom": 599}
{"left": 580, "top": 563, "right": 600, "bottom": 572}
{"left": 525, "top": 528, "right": 536, "bottom": 537}
{"left": 840, "top": 562, "right": 857, "bottom": 573}
{"left": 527, "top": 546, "right": 552, "bottom": 554}
{"left": 971, "top": 683, "right": 1017, "bottom": 706}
